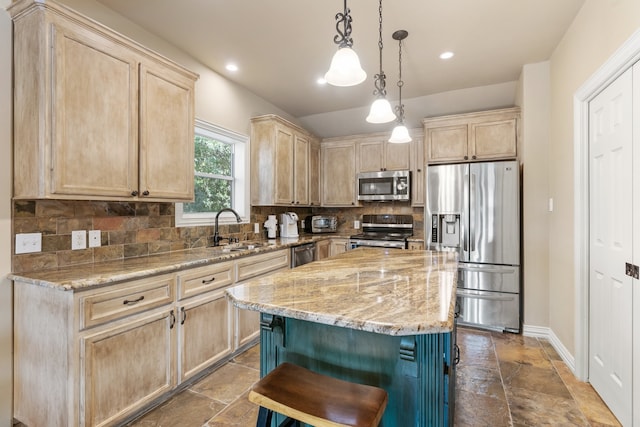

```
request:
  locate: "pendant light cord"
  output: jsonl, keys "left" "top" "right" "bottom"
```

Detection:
{"left": 372, "top": 0, "right": 387, "bottom": 97}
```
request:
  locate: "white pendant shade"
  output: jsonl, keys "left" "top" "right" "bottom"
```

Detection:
{"left": 389, "top": 124, "right": 412, "bottom": 143}
{"left": 324, "top": 47, "right": 367, "bottom": 87}
{"left": 366, "top": 98, "right": 396, "bottom": 123}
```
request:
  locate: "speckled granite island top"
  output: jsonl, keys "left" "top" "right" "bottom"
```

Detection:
{"left": 226, "top": 248, "right": 458, "bottom": 336}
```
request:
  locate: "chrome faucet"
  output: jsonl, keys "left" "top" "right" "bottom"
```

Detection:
{"left": 212, "top": 208, "right": 242, "bottom": 246}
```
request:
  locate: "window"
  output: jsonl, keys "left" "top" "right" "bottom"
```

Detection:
{"left": 176, "top": 119, "right": 249, "bottom": 227}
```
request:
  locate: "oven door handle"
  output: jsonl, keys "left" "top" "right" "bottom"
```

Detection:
{"left": 457, "top": 290, "right": 516, "bottom": 302}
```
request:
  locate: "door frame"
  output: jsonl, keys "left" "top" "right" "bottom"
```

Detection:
{"left": 574, "top": 28, "right": 640, "bottom": 381}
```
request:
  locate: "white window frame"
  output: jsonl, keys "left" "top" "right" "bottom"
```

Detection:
{"left": 175, "top": 119, "right": 250, "bottom": 227}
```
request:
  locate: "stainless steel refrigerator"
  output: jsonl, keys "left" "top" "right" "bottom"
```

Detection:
{"left": 426, "top": 160, "right": 521, "bottom": 333}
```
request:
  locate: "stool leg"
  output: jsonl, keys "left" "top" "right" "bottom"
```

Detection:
{"left": 256, "top": 406, "right": 273, "bottom": 427}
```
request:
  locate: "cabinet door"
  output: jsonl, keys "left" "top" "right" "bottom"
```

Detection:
{"left": 315, "top": 239, "right": 330, "bottom": 260}
{"left": 294, "top": 133, "right": 310, "bottom": 205}
{"left": 358, "top": 140, "right": 384, "bottom": 172}
{"left": 322, "top": 142, "right": 357, "bottom": 206}
{"left": 385, "top": 140, "right": 412, "bottom": 171}
{"left": 425, "top": 125, "right": 469, "bottom": 163}
{"left": 81, "top": 308, "right": 176, "bottom": 427}
{"left": 235, "top": 250, "right": 290, "bottom": 349}
{"left": 329, "top": 238, "right": 349, "bottom": 256}
{"left": 309, "top": 141, "right": 321, "bottom": 206}
{"left": 178, "top": 290, "right": 232, "bottom": 382}
{"left": 412, "top": 137, "right": 425, "bottom": 206}
{"left": 274, "top": 126, "right": 295, "bottom": 204}
{"left": 469, "top": 118, "right": 517, "bottom": 160}
{"left": 51, "top": 21, "right": 139, "bottom": 198}
{"left": 139, "top": 62, "right": 195, "bottom": 200}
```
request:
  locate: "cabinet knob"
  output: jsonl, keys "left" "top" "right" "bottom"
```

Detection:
{"left": 131, "top": 190, "right": 139, "bottom": 196}
{"left": 142, "top": 190, "right": 150, "bottom": 196}
{"left": 463, "top": 156, "right": 468, "bottom": 160}
{"left": 417, "top": 168, "right": 422, "bottom": 173}
{"left": 472, "top": 155, "right": 477, "bottom": 160}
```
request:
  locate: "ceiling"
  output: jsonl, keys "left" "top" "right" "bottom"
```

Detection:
{"left": 96, "top": 0, "right": 584, "bottom": 123}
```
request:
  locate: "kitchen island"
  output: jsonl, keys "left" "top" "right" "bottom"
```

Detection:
{"left": 226, "top": 248, "right": 459, "bottom": 426}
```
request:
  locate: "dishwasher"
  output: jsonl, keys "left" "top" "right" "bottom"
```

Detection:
{"left": 291, "top": 243, "right": 316, "bottom": 268}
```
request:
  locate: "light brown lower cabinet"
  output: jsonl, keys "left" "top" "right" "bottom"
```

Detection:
{"left": 81, "top": 307, "right": 176, "bottom": 427}
{"left": 234, "top": 250, "right": 290, "bottom": 348}
{"left": 13, "top": 249, "right": 289, "bottom": 427}
{"left": 329, "top": 238, "right": 350, "bottom": 257}
{"left": 407, "top": 241, "right": 425, "bottom": 250}
{"left": 315, "top": 239, "right": 330, "bottom": 260}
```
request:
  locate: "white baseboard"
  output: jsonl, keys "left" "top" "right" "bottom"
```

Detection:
{"left": 523, "top": 324, "right": 576, "bottom": 373}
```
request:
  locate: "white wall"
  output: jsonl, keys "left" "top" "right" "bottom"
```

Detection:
{"left": 0, "top": 1, "right": 12, "bottom": 425}
{"left": 548, "top": 0, "right": 640, "bottom": 355}
{"left": 517, "top": 62, "right": 551, "bottom": 329}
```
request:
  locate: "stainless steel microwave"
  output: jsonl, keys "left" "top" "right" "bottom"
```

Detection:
{"left": 357, "top": 170, "right": 411, "bottom": 201}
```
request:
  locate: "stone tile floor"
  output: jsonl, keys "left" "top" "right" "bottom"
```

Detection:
{"left": 124, "top": 327, "right": 621, "bottom": 426}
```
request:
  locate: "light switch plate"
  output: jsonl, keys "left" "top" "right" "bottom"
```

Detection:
{"left": 15, "top": 233, "right": 42, "bottom": 254}
{"left": 89, "top": 230, "right": 101, "bottom": 248}
{"left": 72, "top": 230, "right": 86, "bottom": 250}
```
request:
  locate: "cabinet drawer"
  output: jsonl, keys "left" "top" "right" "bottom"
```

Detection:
{"left": 79, "top": 274, "right": 175, "bottom": 329}
{"left": 177, "top": 261, "right": 235, "bottom": 300}
{"left": 236, "top": 249, "right": 290, "bottom": 281}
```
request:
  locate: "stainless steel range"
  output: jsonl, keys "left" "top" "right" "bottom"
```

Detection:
{"left": 349, "top": 214, "right": 413, "bottom": 249}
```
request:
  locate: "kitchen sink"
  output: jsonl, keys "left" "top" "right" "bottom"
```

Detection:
{"left": 209, "top": 241, "right": 273, "bottom": 252}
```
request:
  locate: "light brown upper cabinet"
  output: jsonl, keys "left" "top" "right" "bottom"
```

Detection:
{"left": 422, "top": 108, "right": 520, "bottom": 164}
{"left": 321, "top": 139, "right": 358, "bottom": 207}
{"left": 10, "top": 0, "right": 198, "bottom": 201}
{"left": 358, "top": 137, "right": 412, "bottom": 172}
{"left": 250, "top": 115, "right": 319, "bottom": 206}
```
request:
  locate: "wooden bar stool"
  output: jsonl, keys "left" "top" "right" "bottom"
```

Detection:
{"left": 249, "top": 362, "right": 388, "bottom": 427}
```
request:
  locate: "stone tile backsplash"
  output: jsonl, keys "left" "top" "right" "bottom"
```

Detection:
{"left": 11, "top": 200, "right": 423, "bottom": 273}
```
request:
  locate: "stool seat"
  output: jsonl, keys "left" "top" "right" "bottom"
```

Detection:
{"left": 249, "top": 362, "right": 388, "bottom": 427}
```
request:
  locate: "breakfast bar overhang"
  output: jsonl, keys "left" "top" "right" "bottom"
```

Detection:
{"left": 227, "top": 248, "right": 459, "bottom": 426}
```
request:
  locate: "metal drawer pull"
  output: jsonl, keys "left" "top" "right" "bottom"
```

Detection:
{"left": 202, "top": 276, "right": 216, "bottom": 284}
{"left": 123, "top": 295, "right": 145, "bottom": 305}
{"left": 169, "top": 310, "right": 176, "bottom": 329}
{"left": 180, "top": 307, "right": 187, "bottom": 325}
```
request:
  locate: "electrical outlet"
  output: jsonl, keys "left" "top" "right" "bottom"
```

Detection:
{"left": 89, "top": 230, "right": 101, "bottom": 248}
{"left": 254, "top": 223, "right": 259, "bottom": 234}
{"left": 354, "top": 220, "right": 361, "bottom": 229}
{"left": 71, "top": 230, "right": 86, "bottom": 250}
{"left": 15, "top": 233, "right": 42, "bottom": 254}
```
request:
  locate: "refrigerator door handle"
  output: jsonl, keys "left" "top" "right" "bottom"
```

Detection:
{"left": 457, "top": 290, "right": 516, "bottom": 302}
{"left": 469, "top": 172, "right": 476, "bottom": 253}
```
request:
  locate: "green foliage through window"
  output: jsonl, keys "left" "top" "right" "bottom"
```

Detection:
{"left": 183, "top": 134, "right": 233, "bottom": 213}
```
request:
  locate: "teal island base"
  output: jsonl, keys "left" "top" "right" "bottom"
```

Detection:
{"left": 258, "top": 314, "right": 456, "bottom": 427}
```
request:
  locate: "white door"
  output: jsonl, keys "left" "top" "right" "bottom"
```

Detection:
{"left": 633, "top": 62, "right": 640, "bottom": 427}
{"left": 588, "top": 66, "right": 633, "bottom": 426}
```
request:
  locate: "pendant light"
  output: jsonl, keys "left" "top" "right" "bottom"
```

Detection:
{"left": 389, "top": 30, "right": 412, "bottom": 143}
{"left": 324, "top": 0, "right": 367, "bottom": 87}
{"left": 365, "top": 0, "right": 396, "bottom": 124}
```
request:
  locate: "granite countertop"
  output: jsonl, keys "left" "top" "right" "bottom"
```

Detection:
{"left": 9, "top": 235, "right": 342, "bottom": 291}
{"left": 226, "top": 248, "right": 458, "bottom": 336}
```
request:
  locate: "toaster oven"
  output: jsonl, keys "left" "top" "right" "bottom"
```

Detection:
{"left": 304, "top": 215, "right": 337, "bottom": 233}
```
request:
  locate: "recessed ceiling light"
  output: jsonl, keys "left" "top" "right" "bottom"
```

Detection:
{"left": 317, "top": 77, "right": 327, "bottom": 85}
{"left": 439, "top": 51, "right": 454, "bottom": 60}
{"left": 226, "top": 63, "right": 239, "bottom": 72}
